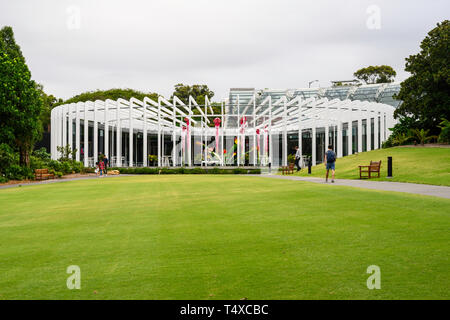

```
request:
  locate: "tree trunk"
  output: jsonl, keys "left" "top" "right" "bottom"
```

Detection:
{"left": 19, "top": 145, "right": 30, "bottom": 167}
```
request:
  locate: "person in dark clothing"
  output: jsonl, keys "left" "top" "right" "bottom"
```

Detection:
{"left": 324, "top": 145, "right": 336, "bottom": 183}
{"left": 103, "top": 155, "right": 109, "bottom": 175}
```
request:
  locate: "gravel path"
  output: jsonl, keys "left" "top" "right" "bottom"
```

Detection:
{"left": 249, "top": 174, "right": 450, "bottom": 199}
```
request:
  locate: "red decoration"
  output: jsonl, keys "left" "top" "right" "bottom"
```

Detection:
{"left": 184, "top": 118, "right": 190, "bottom": 153}
{"left": 213, "top": 118, "right": 221, "bottom": 152}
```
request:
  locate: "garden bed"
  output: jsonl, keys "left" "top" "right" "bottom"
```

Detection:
{"left": 110, "top": 167, "right": 261, "bottom": 175}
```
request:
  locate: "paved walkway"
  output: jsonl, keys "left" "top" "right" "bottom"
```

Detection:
{"left": 251, "top": 174, "right": 450, "bottom": 199}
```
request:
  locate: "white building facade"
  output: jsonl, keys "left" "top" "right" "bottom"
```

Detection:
{"left": 50, "top": 84, "right": 399, "bottom": 168}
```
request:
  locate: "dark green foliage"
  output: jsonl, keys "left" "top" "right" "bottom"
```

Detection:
{"left": 3, "top": 164, "right": 34, "bottom": 180}
{"left": 410, "top": 128, "right": 438, "bottom": 146}
{"left": 32, "top": 147, "right": 51, "bottom": 161}
{"left": 382, "top": 117, "right": 419, "bottom": 148}
{"left": 0, "top": 54, "right": 43, "bottom": 167}
{"left": 288, "top": 154, "right": 295, "bottom": 164}
{"left": 354, "top": 65, "right": 396, "bottom": 84}
{"left": 0, "top": 26, "right": 24, "bottom": 62}
{"left": 63, "top": 88, "right": 159, "bottom": 105}
{"left": 0, "top": 143, "right": 34, "bottom": 179}
{"left": 0, "top": 26, "right": 44, "bottom": 167}
{"left": 438, "top": 119, "right": 450, "bottom": 143}
{"left": 394, "top": 20, "right": 450, "bottom": 134}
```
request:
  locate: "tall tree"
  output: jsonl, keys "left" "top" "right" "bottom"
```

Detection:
{"left": 354, "top": 65, "right": 396, "bottom": 84}
{"left": 0, "top": 53, "right": 43, "bottom": 167}
{"left": 170, "top": 84, "right": 214, "bottom": 105}
{"left": 0, "top": 26, "right": 24, "bottom": 61}
{"left": 394, "top": 20, "right": 450, "bottom": 133}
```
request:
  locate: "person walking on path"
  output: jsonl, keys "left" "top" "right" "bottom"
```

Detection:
{"left": 324, "top": 145, "right": 336, "bottom": 183}
{"left": 294, "top": 146, "right": 302, "bottom": 172}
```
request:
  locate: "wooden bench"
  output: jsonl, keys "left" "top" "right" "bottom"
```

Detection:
{"left": 281, "top": 163, "right": 295, "bottom": 175}
{"left": 34, "top": 169, "right": 55, "bottom": 181}
{"left": 359, "top": 161, "right": 381, "bottom": 179}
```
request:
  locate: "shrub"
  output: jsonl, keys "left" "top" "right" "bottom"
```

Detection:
{"left": 32, "top": 147, "right": 50, "bottom": 161}
{"left": 30, "top": 156, "right": 46, "bottom": 170}
{"left": 287, "top": 154, "right": 295, "bottom": 164}
{"left": 0, "top": 143, "right": 18, "bottom": 175}
{"left": 5, "top": 164, "right": 23, "bottom": 180}
{"left": 438, "top": 118, "right": 450, "bottom": 143}
{"left": 110, "top": 167, "right": 261, "bottom": 175}
{"left": 83, "top": 167, "right": 95, "bottom": 174}
{"left": 47, "top": 159, "right": 63, "bottom": 172}
{"left": 61, "top": 161, "right": 72, "bottom": 174}
{"left": 71, "top": 161, "right": 84, "bottom": 173}
{"left": 4, "top": 164, "right": 33, "bottom": 180}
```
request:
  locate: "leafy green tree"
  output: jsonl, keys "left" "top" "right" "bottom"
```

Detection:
{"left": 354, "top": 65, "right": 396, "bottom": 84}
{"left": 63, "top": 88, "right": 159, "bottom": 104}
{"left": 394, "top": 20, "right": 450, "bottom": 133}
{"left": 1, "top": 26, "right": 61, "bottom": 134}
{"left": 170, "top": 83, "right": 214, "bottom": 105}
{"left": 0, "top": 26, "right": 24, "bottom": 61}
{"left": 0, "top": 53, "right": 43, "bottom": 167}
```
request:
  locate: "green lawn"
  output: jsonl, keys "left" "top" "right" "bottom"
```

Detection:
{"left": 296, "top": 146, "right": 450, "bottom": 186}
{"left": 0, "top": 175, "right": 449, "bottom": 299}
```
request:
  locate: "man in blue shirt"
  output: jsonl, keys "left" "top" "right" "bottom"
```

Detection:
{"left": 324, "top": 145, "right": 336, "bottom": 183}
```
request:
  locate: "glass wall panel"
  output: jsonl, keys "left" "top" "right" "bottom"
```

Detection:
{"left": 271, "top": 133, "right": 282, "bottom": 167}
{"left": 362, "top": 119, "right": 367, "bottom": 152}
{"left": 371, "top": 118, "right": 375, "bottom": 150}
{"left": 224, "top": 135, "right": 237, "bottom": 166}
{"left": 316, "top": 128, "right": 325, "bottom": 164}
{"left": 342, "top": 123, "right": 348, "bottom": 157}
{"left": 352, "top": 121, "right": 358, "bottom": 154}
{"left": 287, "top": 133, "right": 298, "bottom": 158}
{"left": 302, "top": 130, "right": 312, "bottom": 158}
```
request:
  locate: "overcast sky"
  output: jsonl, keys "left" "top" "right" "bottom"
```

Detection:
{"left": 1, "top": 0, "right": 448, "bottom": 101}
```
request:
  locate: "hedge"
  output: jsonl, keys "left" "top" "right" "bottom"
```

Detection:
{"left": 109, "top": 167, "right": 261, "bottom": 175}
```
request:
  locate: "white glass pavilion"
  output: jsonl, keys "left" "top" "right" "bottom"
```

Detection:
{"left": 51, "top": 85, "right": 398, "bottom": 168}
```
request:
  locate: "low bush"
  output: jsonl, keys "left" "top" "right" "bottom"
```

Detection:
{"left": 4, "top": 164, "right": 34, "bottom": 180}
{"left": 109, "top": 167, "right": 261, "bottom": 175}
{"left": 0, "top": 143, "right": 18, "bottom": 175}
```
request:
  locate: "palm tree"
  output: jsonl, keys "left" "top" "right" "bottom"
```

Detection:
{"left": 393, "top": 133, "right": 412, "bottom": 146}
{"left": 410, "top": 129, "right": 437, "bottom": 146}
